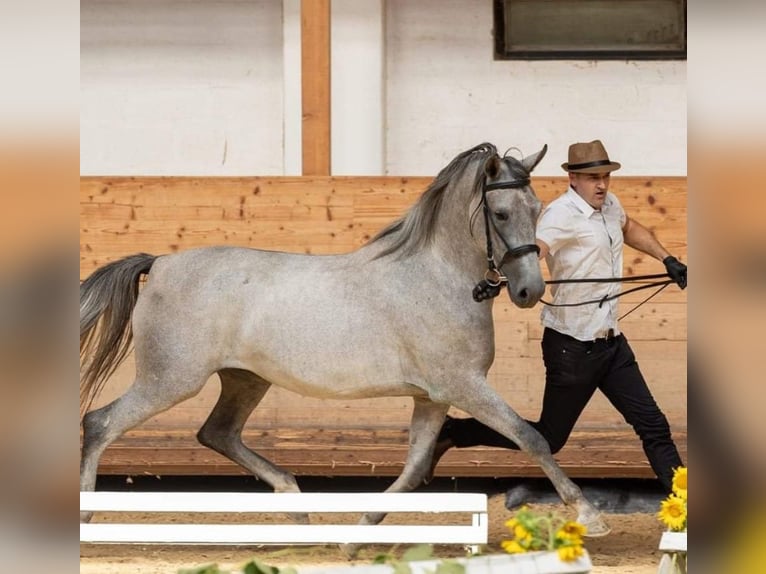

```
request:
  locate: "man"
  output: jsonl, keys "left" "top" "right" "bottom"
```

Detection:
{"left": 436, "top": 140, "right": 686, "bottom": 493}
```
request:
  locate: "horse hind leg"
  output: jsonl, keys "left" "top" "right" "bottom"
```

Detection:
{"left": 80, "top": 370, "right": 207, "bottom": 522}
{"left": 340, "top": 397, "right": 449, "bottom": 558}
{"left": 196, "top": 369, "right": 307, "bottom": 524}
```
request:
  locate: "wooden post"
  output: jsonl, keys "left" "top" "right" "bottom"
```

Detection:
{"left": 301, "top": 0, "right": 331, "bottom": 175}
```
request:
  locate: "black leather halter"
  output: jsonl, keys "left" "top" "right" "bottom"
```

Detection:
{"left": 480, "top": 176, "right": 540, "bottom": 287}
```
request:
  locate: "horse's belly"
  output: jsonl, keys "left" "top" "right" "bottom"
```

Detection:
{"left": 232, "top": 355, "right": 425, "bottom": 399}
{"left": 267, "top": 374, "right": 425, "bottom": 400}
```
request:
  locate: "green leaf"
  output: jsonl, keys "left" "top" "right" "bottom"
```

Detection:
{"left": 401, "top": 544, "right": 434, "bottom": 562}
{"left": 372, "top": 552, "right": 395, "bottom": 564}
{"left": 391, "top": 562, "right": 412, "bottom": 574}
{"left": 241, "top": 559, "right": 279, "bottom": 574}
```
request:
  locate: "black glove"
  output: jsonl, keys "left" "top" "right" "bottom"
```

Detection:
{"left": 472, "top": 279, "right": 503, "bottom": 302}
{"left": 663, "top": 255, "right": 687, "bottom": 289}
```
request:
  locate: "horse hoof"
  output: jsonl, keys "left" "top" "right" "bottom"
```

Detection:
{"left": 505, "top": 483, "right": 536, "bottom": 509}
{"left": 339, "top": 543, "right": 359, "bottom": 559}
{"left": 580, "top": 515, "right": 611, "bottom": 537}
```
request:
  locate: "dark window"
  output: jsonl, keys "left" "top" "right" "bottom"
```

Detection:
{"left": 494, "top": 0, "right": 686, "bottom": 60}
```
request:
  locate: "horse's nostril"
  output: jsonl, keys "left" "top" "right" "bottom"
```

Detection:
{"left": 519, "top": 288, "right": 529, "bottom": 300}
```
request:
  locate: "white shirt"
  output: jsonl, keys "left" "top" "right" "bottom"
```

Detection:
{"left": 536, "top": 187, "right": 626, "bottom": 341}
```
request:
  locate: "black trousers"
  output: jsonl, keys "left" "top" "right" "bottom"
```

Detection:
{"left": 446, "top": 327, "right": 683, "bottom": 492}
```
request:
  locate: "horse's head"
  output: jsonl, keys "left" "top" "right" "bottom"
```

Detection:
{"left": 479, "top": 145, "right": 547, "bottom": 308}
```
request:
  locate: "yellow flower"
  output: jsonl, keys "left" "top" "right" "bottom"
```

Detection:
{"left": 557, "top": 543, "right": 584, "bottom": 562}
{"left": 658, "top": 494, "right": 687, "bottom": 531}
{"left": 501, "top": 539, "right": 526, "bottom": 554}
{"left": 672, "top": 466, "right": 687, "bottom": 501}
{"left": 513, "top": 523, "right": 533, "bottom": 543}
{"left": 504, "top": 517, "right": 519, "bottom": 530}
{"left": 558, "top": 521, "right": 587, "bottom": 542}
{"left": 502, "top": 506, "right": 589, "bottom": 559}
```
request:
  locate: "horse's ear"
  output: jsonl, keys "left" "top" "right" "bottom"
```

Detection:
{"left": 483, "top": 154, "right": 501, "bottom": 179}
{"left": 521, "top": 144, "right": 548, "bottom": 173}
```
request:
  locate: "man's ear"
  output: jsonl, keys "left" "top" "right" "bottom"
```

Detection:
{"left": 521, "top": 144, "right": 548, "bottom": 173}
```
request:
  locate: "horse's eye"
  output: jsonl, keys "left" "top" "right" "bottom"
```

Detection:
{"left": 494, "top": 211, "right": 509, "bottom": 221}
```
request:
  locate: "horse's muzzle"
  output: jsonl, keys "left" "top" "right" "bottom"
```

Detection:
{"left": 507, "top": 276, "right": 545, "bottom": 308}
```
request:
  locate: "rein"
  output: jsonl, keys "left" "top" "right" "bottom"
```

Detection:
{"left": 542, "top": 274, "right": 673, "bottom": 321}
{"left": 479, "top": 176, "right": 540, "bottom": 287}
{"left": 488, "top": 272, "right": 673, "bottom": 321}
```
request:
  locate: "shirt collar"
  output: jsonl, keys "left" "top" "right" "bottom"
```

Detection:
{"left": 565, "top": 186, "right": 612, "bottom": 217}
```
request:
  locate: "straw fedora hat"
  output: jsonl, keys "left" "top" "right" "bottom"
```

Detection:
{"left": 561, "top": 140, "right": 621, "bottom": 173}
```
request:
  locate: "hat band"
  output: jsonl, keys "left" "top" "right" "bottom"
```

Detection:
{"left": 567, "top": 159, "right": 613, "bottom": 171}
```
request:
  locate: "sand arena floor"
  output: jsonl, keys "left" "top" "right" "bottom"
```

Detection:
{"left": 81, "top": 488, "right": 669, "bottom": 574}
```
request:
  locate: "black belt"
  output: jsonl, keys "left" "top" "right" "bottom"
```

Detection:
{"left": 594, "top": 328, "right": 617, "bottom": 343}
{"left": 545, "top": 327, "right": 620, "bottom": 347}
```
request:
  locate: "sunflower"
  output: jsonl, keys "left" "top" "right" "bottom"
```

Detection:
{"left": 557, "top": 543, "right": 585, "bottom": 562}
{"left": 504, "top": 517, "right": 519, "bottom": 530}
{"left": 672, "top": 466, "right": 687, "bottom": 501}
{"left": 557, "top": 520, "right": 587, "bottom": 542}
{"left": 501, "top": 539, "right": 526, "bottom": 554}
{"left": 513, "top": 523, "right": 534, "bottom": 545}
{"left": 658, "top": 494, "right": 687, "bottom": 531}
{"left": 502, "top": 506, "right": 589, "bottom": 562}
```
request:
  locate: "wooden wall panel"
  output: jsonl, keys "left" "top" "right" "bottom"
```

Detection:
{"left": 81, "top": 176, "right": 687, "bottom": 276}
{"left": 80, "top": 175, "right": 687, "bottom": 476}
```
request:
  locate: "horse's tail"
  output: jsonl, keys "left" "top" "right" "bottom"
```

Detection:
{"left": 80, "top": 253, "right": 157, "bottom": 419}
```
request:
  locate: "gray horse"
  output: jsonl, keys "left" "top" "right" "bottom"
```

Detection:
{"left": 80, "top": 142, "right": 609, "bottom": 547}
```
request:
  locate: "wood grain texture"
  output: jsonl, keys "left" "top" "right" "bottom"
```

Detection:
{"left": 80, "top": 175, "right": 687, "bottom": 477}
{"left": 301, "top": 0, "right": 331, "bottom": 175}
{"left": 93, "top": 427, "right": 687, "bottom": 479}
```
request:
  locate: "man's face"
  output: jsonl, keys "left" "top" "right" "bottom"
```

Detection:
{"left": 569, "top": 171, "right": 611, "bottom": 210}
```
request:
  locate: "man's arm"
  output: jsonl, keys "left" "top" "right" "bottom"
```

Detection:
{"left": 622, "top": 215, "right": 671, "bottom": 261}
{"left": 623, "top": 215, "right": 687, "bottom": 289}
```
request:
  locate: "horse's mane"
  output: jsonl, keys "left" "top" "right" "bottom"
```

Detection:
{"left": 369, "top": 142, "right": 499, "bottom": 259}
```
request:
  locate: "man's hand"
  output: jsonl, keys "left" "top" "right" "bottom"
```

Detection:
{"left": 663, "top": 256, "right": 687, "bottom": 289}
{"left": 472, "top": 280, "right": 503, "bottom": 302}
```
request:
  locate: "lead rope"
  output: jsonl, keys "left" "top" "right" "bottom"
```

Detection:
{"left": 541, "top": 275, "right": 673, "bottom": 321}
{"left": 616, "top": 281, "right": 670, "bottom": 321}
{"left": 488, "top": 272, "right": 674, "bottom": 321}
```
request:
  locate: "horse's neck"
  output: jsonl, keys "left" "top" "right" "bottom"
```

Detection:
{"left": 432, "top": 183, "right": 487, "bottom": 278}
{"left": 354, "top": 223, "right": 483, "bottom": 281}
{"left": 433, "top": 223, "right": 487, "bottom": 279}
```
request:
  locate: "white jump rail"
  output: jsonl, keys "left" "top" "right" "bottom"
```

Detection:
{"left": 80, "top": 491, "right": 488, "bottom": 548}
{"left": 657, "top": 531, "right": 687, "bottom": 574}
{"left": 658, "top": 531, "right": 686, "bottom": 553}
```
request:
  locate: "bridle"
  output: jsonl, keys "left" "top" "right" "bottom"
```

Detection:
{"left": 479, "top": 175, "right": 540, "bottom": 288}
{"left": 477, "top": 174, "right": 673, "bottom": 320}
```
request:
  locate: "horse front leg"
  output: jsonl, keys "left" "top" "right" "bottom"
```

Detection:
{"left": 449, "top": 382, "right": 610, "bottom": 537}
{"left": 340, "top": 397, "right": 449, "bottom": 558}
